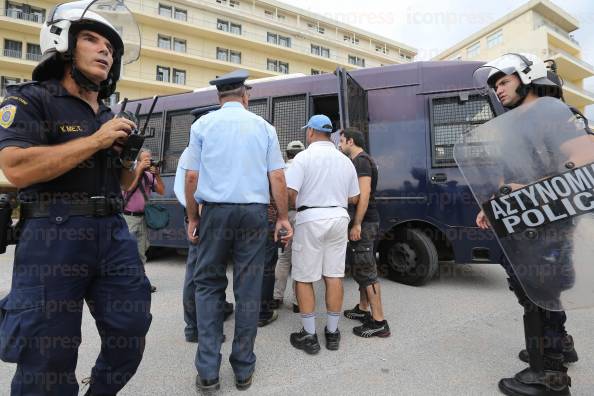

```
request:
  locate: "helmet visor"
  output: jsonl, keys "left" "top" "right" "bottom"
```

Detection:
{"left": 49, "top": 0, "right": 140, "bottom": 64}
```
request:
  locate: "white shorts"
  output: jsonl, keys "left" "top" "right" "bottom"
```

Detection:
{"left": 291, "top": 217, "right": 349, "bottom": 283}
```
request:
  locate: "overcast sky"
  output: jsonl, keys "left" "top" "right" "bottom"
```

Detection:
{"left": 279, "top": 0, "right": 594, "bottom": 117}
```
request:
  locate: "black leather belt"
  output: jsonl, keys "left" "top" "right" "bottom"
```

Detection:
{"left": 20, "top": 197, "right": 123, "bottom": 219}
{"left": 203, "top": 202, "right": 265, "bottom": 206}
{"left": 123, "top": 210, "right": 144, "bottom": 217}
{"left": 297, "top": 205, "right": 343, "bottom": 212}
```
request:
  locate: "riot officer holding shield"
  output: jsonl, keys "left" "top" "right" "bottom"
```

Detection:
{"left": 457, "top": 53, "right": 594, "bottom": 396}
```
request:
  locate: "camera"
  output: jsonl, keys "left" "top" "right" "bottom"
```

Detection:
{"left": 150, "top": 159, "right": 163, "bottom": 168}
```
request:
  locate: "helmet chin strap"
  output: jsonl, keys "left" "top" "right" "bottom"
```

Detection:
{"left": 71, "top": 62, "right": 100, "bottom": 92}
{"left": 505, "top": 84, "right": 530, "bottom": 109}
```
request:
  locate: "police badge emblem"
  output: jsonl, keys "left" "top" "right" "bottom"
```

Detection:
{"left": 0, "top": 105, "right": 17, "bottom": 129}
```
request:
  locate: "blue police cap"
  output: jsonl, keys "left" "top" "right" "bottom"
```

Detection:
{"left": 209, "top": 69, "right": 252, "bottom": 92}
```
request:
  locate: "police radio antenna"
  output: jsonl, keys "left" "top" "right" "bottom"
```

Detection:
{"left": 141, "top": 96, "right": 159, "bottom": 136}
{"left": 120, "top": 97, "right": 128, "bottom": 113}
{"left": 134, "top": 103, "right": 141, "bottom": 120}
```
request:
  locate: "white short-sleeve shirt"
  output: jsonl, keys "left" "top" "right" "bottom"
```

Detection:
{"left": 286, "top": 141, "right": 360, "bottom": 225}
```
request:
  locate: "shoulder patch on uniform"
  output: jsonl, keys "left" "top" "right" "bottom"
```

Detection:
{"left": 0, "top": 104, "right": 17, "bottom": 129}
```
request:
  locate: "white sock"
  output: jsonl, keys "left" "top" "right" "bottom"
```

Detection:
{"left": 300, "top": 313, "right": 316, "bottom": 334}
{"left": 326, "top": 311, "right": 341, "bottom": 333}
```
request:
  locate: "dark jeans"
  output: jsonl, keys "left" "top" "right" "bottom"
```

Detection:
{"left": 0, "top": 214, "right": 152, "bottom": 396}
{"left": 193, "top": 203, "right": 267, "bottom": 380}
{"left": 260, "top": 229, "right": 279, "bottom": 321}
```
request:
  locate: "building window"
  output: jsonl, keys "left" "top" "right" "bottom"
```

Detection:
{"left": 218, "top": 19, "right": 241, "bottom": 34}
{"left": 216, "top": 0, "right": 227, "bottom": 4}
{"left": 277, "top": 14, "right": 286, "bottom": 21}
{"left": 311, "top": 69, "right": 320, "bottom": 75}
{"left": 230, "top": 0, "right": 240, "bottom": 7}
{"left": 307, "top": 22, "right": 324, "bottom": 34}
{"left": 173, "top": 38, "right": 186, "bottom": 53}
{"left": 174, "top": 8, "right": 187, "bottom": 21}
{"left": 278, "top": 35, "right": 291, "bottom": 48}
{"left": 348, "top": 55, "right": 365, "bottom": 67}
{"left": 311, "top": 44, "right": 330, "bottom": 58}
{"left": 173, "top": 69, "right": 186, "bottom": 85}
{"left": 230, "top": 23, "right": 242, "bottom": 35}
{"left": 217, "top": 47, "right": 229, "bottom": 61}
{"left": 6, "top": 1, "right": 45, "bottom": 23}
{"left": 158, "top": 34, "right": 171, "bottom": 50}
{"left": 344, "top": 35, "right": 359, "bottom": 45}
{"left": 375, "top": 45, "right": 389, "bottom": 54}
{"left": 158, "top": 4, "right": 172, "bottom": 18}
{"left": 230, "top": 50, "right": 241, "bottom": 64}
{"left": 26, "top": 43, "right": 41, "bottom": 61}
{"left": 267, "top": 59, "right": 289, "bottom": 74}
{"left": 466, "top": 42, "right": 480, "bottom": 58}
{"left": 156, "top": 66, "right": 170, "bottom": 82}
{"left": 487, "top": 30, "right": 503, "bottom": 48}
{"left": 264, "top": 10, "right": 274, "bottom": 18}
{"left": 217, "top": 19, "right": 229, "bottom": 31}
{"left": 267, "top": 33, "right": 291, "bottom": 47}
{"left": 3, "top": 39, "right": 22, "bottom": 58}
{"left": 1, "top": 76, "right": 21, "bottom": 96}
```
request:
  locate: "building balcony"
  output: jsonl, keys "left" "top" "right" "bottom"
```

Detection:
{"left": 546, "top": 48, "right": 594, "bottom": 81}
{"left": 0, "top": 9, "right": 46, "bottom": 35}
{"left": 536, "top": 25, "right": 580, "bottom": 55}
{"left": 4, "top": 8, "right": 44, "bottom": 23}
{"left": 140, "top": 40, "right": 277, "bottom": 79}
{"left": 125, "top": 0, "right": 405, "bottom": 66}
{"left": 562, "top": 80, "right": 594, "bottom": 110}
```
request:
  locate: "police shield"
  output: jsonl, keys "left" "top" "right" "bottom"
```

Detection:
{"left": 454, "top": 96, "right": 594, "bottom": 311}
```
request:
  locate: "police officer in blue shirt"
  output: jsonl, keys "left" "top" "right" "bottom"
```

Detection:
{"left": 174, "top": 146, "right": 233, "bottom": 343}
{"left": 0, "top": 1, "right": 151, "bottom": 395}
{"left": 184, "top": 69, "right": 292, "bottom": 392}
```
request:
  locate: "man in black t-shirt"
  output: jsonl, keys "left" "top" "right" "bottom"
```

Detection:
{"left": 339, "top": 128, "right": 390, "bottom": 338}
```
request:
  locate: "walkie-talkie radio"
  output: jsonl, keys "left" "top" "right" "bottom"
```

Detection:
{"left": 114, "top": 95, "right": 159, "bottom": 162}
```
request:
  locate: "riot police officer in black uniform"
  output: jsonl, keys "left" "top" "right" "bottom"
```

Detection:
{"left": 475, "top": 53, "right": 578, "bottom": 396}
{"left": 0, "top": 1, "right": 151, "bottom": 395}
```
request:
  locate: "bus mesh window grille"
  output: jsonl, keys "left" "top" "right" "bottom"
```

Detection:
{"left": 163, "top": 111, "right": 195, "bottom": 173}
{"left": 272, "top": 95, "right": 307, "bottom": 161}
{"left": 138, "top": 113, "right": 163, "bottom": 160}
{"left": 431, "top": 95, "right": 494, "bottom": 167}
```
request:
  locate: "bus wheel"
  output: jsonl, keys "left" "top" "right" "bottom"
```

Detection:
{"left": 381, "top": 228, "right": 438, "bottom": 286}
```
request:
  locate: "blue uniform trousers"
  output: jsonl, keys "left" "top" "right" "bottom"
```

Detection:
{"left": 0, "top": 214, "right": 152, "bottom": 396}
{"left": 183, "top": 243, "right": 199, "bottom": 339}
{"left": 193, "top": 203, "right": 266, "bottom": 381}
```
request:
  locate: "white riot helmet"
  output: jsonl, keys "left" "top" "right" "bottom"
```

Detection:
{"left": 474, "top": 53, "right": 562, "bottom": 108}
{"left": 33, "top": 0, "right": 141, "bottom": 99}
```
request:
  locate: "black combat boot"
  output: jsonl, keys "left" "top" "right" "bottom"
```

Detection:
{"left": 519, "top": 335, "right": 578, "bottom": 364}
{"left": 499, "top": 352, "right": 571, "bottom": 396}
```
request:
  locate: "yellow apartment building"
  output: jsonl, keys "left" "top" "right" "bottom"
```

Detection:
{"left": 0, "top": 0, "right": 416, "bottom": 188}
{"left": 0, "top": 0, "right": 416, "bottom": 101}
{"left": 434, "top": 0, "right": 594, "bottom": 113}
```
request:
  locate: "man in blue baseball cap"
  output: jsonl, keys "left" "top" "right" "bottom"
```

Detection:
{"left": 286, "top": 114, "right": 360, "bottom": 354}
{"left": 301, "top": 114, "right": 334, "bottom": 133}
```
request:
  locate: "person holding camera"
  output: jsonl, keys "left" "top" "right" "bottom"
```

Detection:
{"left": 123, "top": 149, "right": 165, "bottom": 292}
{"left": 0, "top": 2, "right": 152, "bottom": 394}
